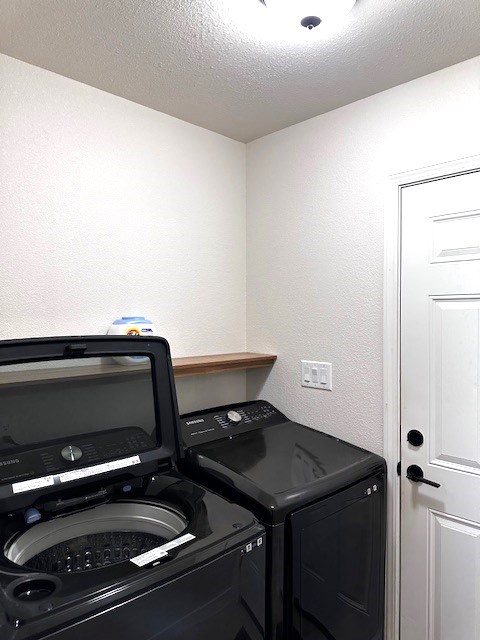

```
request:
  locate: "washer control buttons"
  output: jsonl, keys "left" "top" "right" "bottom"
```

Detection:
{"left": 226, "top": 410, "right": 242, "bottom": 425}
{"left": 213, "top": 405, "right": 278, "bottom": 428}
{"left": 61, "top": 445, "right": 83, "bottom": 463}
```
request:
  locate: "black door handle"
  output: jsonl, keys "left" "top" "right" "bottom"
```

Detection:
{"left": 406, "top": 465, "right": 441, "bottom": 488}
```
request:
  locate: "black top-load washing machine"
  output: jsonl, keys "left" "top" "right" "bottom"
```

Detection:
{"left": 0, "top": 337, "right": 266, "bottom": 640}
{"left": 179, "top": 401, "right": 386, "bottom": 640}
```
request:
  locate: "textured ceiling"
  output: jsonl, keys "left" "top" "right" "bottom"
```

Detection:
{"left": 1, "top": 0, "right": 480, "bottom": 142}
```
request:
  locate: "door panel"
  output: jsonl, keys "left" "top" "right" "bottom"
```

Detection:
{"left": 289, "top": 472, "right": 386, "bottom": 640}
{"left": 430, "top": 296, "right": 480, "bottom": 470}
{"left": 429, "top": 510, "right": 480, "bottom": 640}
{"left": 430, "top": 211, "right": 480, "bottom": 263}
{"left": 401, "top": 169, "right": 480, "bottom": 640}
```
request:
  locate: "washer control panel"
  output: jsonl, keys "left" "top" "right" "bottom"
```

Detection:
{"left": 0, "top": 427, "right": 154, "bottom": 485}
{"left": 181, "top": 401, "right": 285, "bottom": 447}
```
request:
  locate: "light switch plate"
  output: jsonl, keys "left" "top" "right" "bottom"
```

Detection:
{"left": 301, "top": 361, "right": 332, "bottom": 391}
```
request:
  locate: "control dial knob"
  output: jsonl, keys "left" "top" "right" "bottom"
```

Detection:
{"left": 61, "top": 445, "right": 83, "bottom": 463}
{"left": 226, "top": 410, "right": 242, "bottom": 425}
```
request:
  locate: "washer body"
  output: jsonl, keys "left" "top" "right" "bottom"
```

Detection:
{"left": 0, "top": 473, "right": 266, "bottom": 640}
{"left": 179, "top": 401, "right": 386, "bottom": 640}
{"left": 0, "top": 337, "right": 266, "bottom": 640}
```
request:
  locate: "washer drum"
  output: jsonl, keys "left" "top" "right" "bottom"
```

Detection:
{"left": 4, "top": 502, "right": 187, "bottom": 573}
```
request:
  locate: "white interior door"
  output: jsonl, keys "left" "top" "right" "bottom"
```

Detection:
{"left": 401, "top": 169, "right": 480, "bottom": 640}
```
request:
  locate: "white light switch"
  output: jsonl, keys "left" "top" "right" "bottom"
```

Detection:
{"left": 301, "top": 361, "right": 332, "bottom": 390}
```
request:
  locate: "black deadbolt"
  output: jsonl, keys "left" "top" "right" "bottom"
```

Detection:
{"left": 407, "top": 429, "right": 424, "bottom": 447}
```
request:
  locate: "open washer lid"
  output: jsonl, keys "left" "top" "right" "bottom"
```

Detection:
{"left": 0, "top": 336, "right": 180, "bottom": 513}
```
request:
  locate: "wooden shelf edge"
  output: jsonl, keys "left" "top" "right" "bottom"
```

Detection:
{"left": 172, "top": 352, "right": 277, "bottom": 378}
{"left": 0, "top": 352, "right": 277, "bottom": 387}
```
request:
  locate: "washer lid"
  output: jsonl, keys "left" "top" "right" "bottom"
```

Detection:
{"left": 181, "top": 401, "right": 386, "bottom": 524}
{"left": 0, "top": 336, "right": 179, "bottom": 507}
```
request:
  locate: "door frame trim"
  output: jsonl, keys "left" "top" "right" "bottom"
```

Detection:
{"left": 383, "top": 153, "right": 480, "bottom": 640}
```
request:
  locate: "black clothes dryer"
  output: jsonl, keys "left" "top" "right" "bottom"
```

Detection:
{"left": 179, "top": 401, "right": 386, "bottom": 640}
{"left": 0, "top": 337, "right": 266, "bottom": 640}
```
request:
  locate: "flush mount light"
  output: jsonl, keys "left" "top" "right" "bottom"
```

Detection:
{"left": 258, "top": 0, "right": 356, "bottom": 29}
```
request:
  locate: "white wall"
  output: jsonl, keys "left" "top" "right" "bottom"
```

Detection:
{"left": 3, "top": 52, "right": 480, "bottom": 440}
{"left": 0, "top": 54, "right": 247, "bottom": 414}
{"left": 246, "top": 55, "right": 480, "bottom": 454}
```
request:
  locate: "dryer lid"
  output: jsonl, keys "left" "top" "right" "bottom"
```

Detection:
{"left": 0, "top": 336, "right": 179, "bottom": 508}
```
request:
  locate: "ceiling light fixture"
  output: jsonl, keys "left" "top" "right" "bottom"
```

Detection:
{"left": 258, "top": 0, "right": 356, "bottom": 29}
